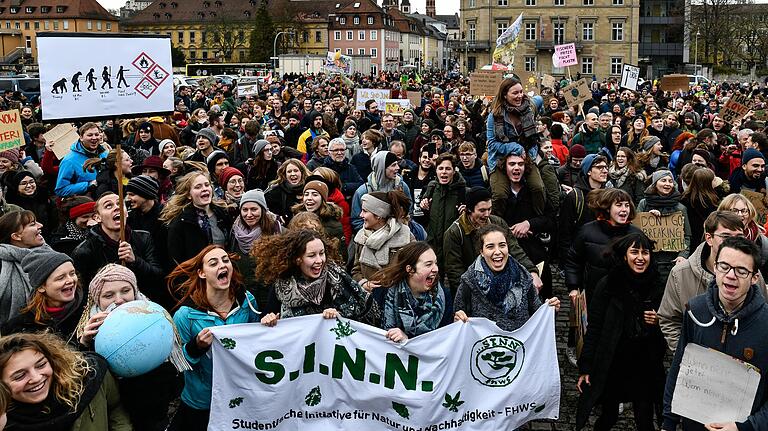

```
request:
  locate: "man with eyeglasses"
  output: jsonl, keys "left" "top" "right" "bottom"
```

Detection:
{"left": 380, "top": 113, "right": 405, "bottom": 147}
{"left": 663, "top": 236, "right": 768, "bottom": 431}
{"left": 658, "top": 211, "right": 756, "bottom": 351}
{"left": 322, "top": 138, "right": 363, "bottom": 203}
{"left": 457, "top": 142, "right": 488, "bottom": 188}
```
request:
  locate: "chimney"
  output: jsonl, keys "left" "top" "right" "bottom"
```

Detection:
{"left": 426, "top": 0, "right": 435, "bottom": 18}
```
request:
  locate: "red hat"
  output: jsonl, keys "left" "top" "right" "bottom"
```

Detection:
{"left": 219, "top": 166, "right": 244, "bottom": 188}
{"left": 69, "top": 202, "right": 96, "bottom": 219}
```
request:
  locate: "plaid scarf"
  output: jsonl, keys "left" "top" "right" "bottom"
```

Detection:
{"left": 504, "top": 97, "right": 538, "bottom": 139}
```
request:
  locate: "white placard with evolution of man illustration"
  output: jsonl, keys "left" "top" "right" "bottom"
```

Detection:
{"left": 37, "top": 33, "right": 173, "bottom": 120}
{"left": 208, "top": 306, "right": 560, "bottom": 431}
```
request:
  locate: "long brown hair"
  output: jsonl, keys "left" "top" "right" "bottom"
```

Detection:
{"left": 587, "top": 188, "right": 636, "bottom": 222}
{"left": 167, "top": 244, "right": 243, "bottom": 312}
{"left": 369, "top": 241, "right": 433, "bottom": 288}
{"left": 490, "top": 76, "right": 523, "bottom": 117}
{"left": 681, "top": 168, "right": 720, "bottom": 209}
{"left": 614, "top": 146, "right": 642, "bottom": 174}
{"left": 270, "top": 158, "right": 310, "bottom": 187}
{"left": 252, "top": 229, "right": 340, "bottom": 285}
{"left": 159, "top": 172, "right": 224, "bottom": 224}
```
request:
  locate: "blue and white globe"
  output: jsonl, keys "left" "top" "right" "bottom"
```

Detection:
{"left": 94, "top": 300, "right": 174, "bottom": 378}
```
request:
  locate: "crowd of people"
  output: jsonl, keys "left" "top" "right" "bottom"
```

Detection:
{"left": 0, "top": 68, "right": 764, "bottom": 430}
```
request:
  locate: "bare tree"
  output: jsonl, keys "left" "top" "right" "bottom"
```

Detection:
{"left": 206, "top": 18, "right": 249, "bottom": 62}
{"left": 689, "top": 0, "right": 748, "bottom": 64}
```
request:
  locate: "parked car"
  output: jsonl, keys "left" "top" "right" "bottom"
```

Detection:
{"left": 688, "top": 75, "right": 711, "bottom": 86}
{"left": 0, "top": 77, "right": 39, "bottom": 102}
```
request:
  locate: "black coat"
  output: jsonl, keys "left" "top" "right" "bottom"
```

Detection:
{"left": 322, "top": 157, "right": 363, "bottom": 201}
{"left": 166, "top": 204, "right": 233, "bottom": 266}
{"left": 1, "top": 289, "right": 85, "bottom": 343}
{"left": 499, "top": 181, "right": 556, "bottom": 264}
{"left": 265, "top": 181, "right": 302, "bottom": 224}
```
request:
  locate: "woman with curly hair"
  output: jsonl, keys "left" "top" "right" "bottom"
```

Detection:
{"left": 622, "top": 116, "right": 649, "bottom": 152}
{"left": 0, "top": 331, "right": 133, "bottom": 430}
{"left": 609, "top": 146, "right": 646, "bottom": 205}
{"left": 291, "top": 176, "right": 346, "bottom": 259}
{"left": 169, "top": 245, "right": 260, "bottom": 431}
{"left": 254, "top": 229, "right": 377, "bottom": 325}
{"left": 264, "top": 158, "right": 311, "bottom": 224}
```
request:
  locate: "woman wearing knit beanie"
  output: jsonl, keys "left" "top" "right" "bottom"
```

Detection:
{"left": 290, "top": 176, "right": 347, "bottom": 260}
{"left": 636, "top": 135, "right": 669, "bottom": 177}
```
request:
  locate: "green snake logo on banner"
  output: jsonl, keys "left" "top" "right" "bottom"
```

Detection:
{"left": 470, "top": 335, "right": 525, "bottom": 387}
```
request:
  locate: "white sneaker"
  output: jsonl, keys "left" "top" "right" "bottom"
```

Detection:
{"left": 566, "top": 347, "right": 578, "bottom": 367}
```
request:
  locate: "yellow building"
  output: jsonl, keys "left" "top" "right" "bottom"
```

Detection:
{"left": 0, "top": 0, "right": 119, "bottom": 64}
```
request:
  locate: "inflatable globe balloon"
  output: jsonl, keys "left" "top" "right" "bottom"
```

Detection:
{"left": 94, "top": 300, "right": 175, "bottom": 378}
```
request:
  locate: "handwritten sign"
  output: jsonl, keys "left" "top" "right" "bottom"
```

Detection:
{"left": 632, "top": 211, "right": 686, "bottom": 252}
{"left": 383, "top": 99, "right": 410, "bottom": 116}
{"left": 554, "top": 43, "right": 578, "bottom": 67}
{"left": 541, "top": 74, "right": 557, "bottom": 90}
{"left": 406, "top": 92, "right": 422, "bottom": 110}
{"left": 741, "top": 190, "right": 768, "bottom": 225}
{"left": 672, "top": 343, "right": 760, "bottom": 425}
{"left": 562, "top": 78, "right": 592, "bottom": 107}
{"left": 660, "top": 74, "right": 690, "bottom": 92}
{"left": 469, "top": 71, "right": 504, "bottom": 97}
{"left": 620, "top": 64, "right": 640, "bottom": 91}
{"left": 354, "top": 88, "right": 391, "bottom": 111}
{"left": 0, "top": 110, "right": 24, "bottom": 151}
{"left": 721, "top": 93, "right": 752, "bottom": 125}
{"left": 43, "top": 123, "right": 79, "bottom": 159}
{"left": 517, "top": 71, "right": 539, "bottom": 94}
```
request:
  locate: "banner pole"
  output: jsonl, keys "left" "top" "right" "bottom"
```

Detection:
{"left": 113, "top": 117, "right": 126, "bottom": 262}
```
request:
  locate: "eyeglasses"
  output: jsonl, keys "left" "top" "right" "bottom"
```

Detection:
{"left": 730, "top": 208, "right": 750, "bottom": 215}
{"left": 715, "top": 261, "right": 754, "bottom": 279}
{"left": 592, "top": 164, "right": 609, "bottom": 171}
{"left": 18, "top": 180, "right": 34, "bottom": 187}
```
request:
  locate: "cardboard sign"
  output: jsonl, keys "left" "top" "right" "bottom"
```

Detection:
{"left": 553, "top": 43, "right": 578, "bottom": 67}
{"left": 469, "top": 70, "right": 504, "bottom": 97}
{"left": 406, "top": 92, "right": 422, "bottom": 110}
{"left": 383, "top": 99, "right": 410, "bottom": 116}
{"left": 197, "top": 76, "right": 216, "bottom": 88}
{"left": 721, "top": 93, "right": 752, "bottom": 125}
{"left": 660, "top": 74, "right": 690, "bottom": 92}
{"left": 741, "top": 190, "right": 768, "bottom": 225}
{"left": 753, "top": 109, "right": 768, "bottom": 122}
{"left": 672, "top": 343, "right": 760, "bottom": 425}
{"left": 237, "top": 83, "right": 259, "bottom": 97}
{"left": 562, "top": 78, "right": 591, "bottom": 107}
{"left": 632, "top": 211, "right": 686, "bottom": 252}
{"left": 42, "top": 123, "right": 79, "bottom": 159}
{"left": 620, "top": 64, "right": 640, "bottom": 91}
{"left": 541, "top": 74, "right": 557, "bottom": 90}
{"left": 354, "top": 88, "right": 391, "bottom": 111}
{"left": 517, "top": 71, "right": 539, "bottom": 94}
{"left": 0, "top": 110, "right": 24, "bottom": 151}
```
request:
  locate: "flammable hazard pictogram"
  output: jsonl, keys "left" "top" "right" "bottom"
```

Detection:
{"left": 131, "top": 52, "right": 156, "bottom": 74}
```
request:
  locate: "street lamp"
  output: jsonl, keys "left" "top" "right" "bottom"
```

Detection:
{"left": 273, "top": 31, "right": 294, "bottom": 72}
{"left": 694, "top": 30, "right": 701, "bottom": 75}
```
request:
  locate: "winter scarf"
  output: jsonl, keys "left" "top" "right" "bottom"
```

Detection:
{"left": 353, "top": 218, "right": 411, "bottom": 269}
{"left": 383, "top": 279, "right": 445, "bottom": 337}
{"left": 477, "top": 255, "right": 532, "bottom": 316}
{"left": 232, "top": 217, "right": 262, "bottom": 254}
{"left": 745, "top": 220, "right": 761, "bottom": 242}
{"left": 276, "top": 265, "right": 332, "bottom": 312}
{"left": 609, "top": 165, "right": 630, "bottom": 188}
{"left": 64, "top": 220, "right": 89, "bottom": 242}
{"left": 504, "top": 97, "right": 537, "bottom": 139}
{"left": 644, "top": 190, "right": 682, "bottom": 212}
{"left": 343, "top": 135, "right": 361, "bottom": 159}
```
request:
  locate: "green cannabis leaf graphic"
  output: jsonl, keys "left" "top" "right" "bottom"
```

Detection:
{"left": 229, "top": 397, "right": 243, "bottom": 408}
{"left": 442, "top": 391, "right": 465, "bottom": 412}
{"left": 329, "top": 319, "right": 357, "bottom": 340}
{"left": 305, "top": 386, "right": 322, "bottom": 406}
{"left": 220, "top": 338, "right": 236, "bottom": 350}
{"left": 393, "top": 401, "right": 410, "bottom": 419}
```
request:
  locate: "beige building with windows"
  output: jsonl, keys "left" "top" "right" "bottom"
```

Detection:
{"left": 459, "top": 0, "right": 639, "bottom": 79}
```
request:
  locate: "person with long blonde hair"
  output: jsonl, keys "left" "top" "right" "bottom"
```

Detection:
{"left": 0, "top": 332, "right": 132, "bottom": 430}
{"left": 168, "top": 244, "right": 259, "bottom": 431}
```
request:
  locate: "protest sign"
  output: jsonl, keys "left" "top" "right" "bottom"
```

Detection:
{"left": 741, "top": 190, "right": 768, "bottom": 225}
{"left": 209, "top": 306, "right": 561, "bottom": 431}
{"left": 721, "top": 93, "right": 752, "bottom": 125}
{"left": 518, "top": 71, "right": 539, "bottom": 94}
{"left": 541, "top": 74, "right": 557, "bottom": 90}
{"left": 562, "top": 78, "right": 591, "bottom": 107}
{"left": 384, "top": 99, "right": 411, "bottom": 116}
{"left": 237, "top": 83, "right": 259, "bottom": 97}
{"left": 753, "top": 109, "right": 768, "bottom": 122}
{"left": 325, "top": 51, "right": 352, "bottom": 75}
{"left": 0, "top": 110, "right": 24, "bottom": 151}
{"left": 406, "top": 92, "right": 422, "bottom": 110}
{"left": 42, "top": 123, "right": 80, "bottom": 160}
{"left": 470, "top": 71, "right": 504, "bottom": 97}
{"left": 355, "top": 89, "right": 391, "bottom": 111}
{"left": 197, "top": 76, "right": 216, "bottom": 88}
{"left": 553, "top": 43, "right": 578, "bottom": 67}
{"left": 37, "top": 33, "right": 173, "bottom": 120}
{"left": 632, "top": 211, "right": 686, "bottom": 252}
{"left": 672, "top": 343, "right": 760, "bottom": 425}
{"left": 660, "top": 74, "right": 690, "bottom": 92}
{"left": 620, "top": 64, "right": 640, "bottom": 91}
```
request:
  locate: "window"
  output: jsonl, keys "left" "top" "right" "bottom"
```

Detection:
{"left": 56, "top": 6, "right": 65, "bottom": 12}
{"left": 334, "top": 31, "right": 341, "bottom": 40}
{"left": 524, "top": 56, "right": 536, "bottom": 72}
{"left": 554, "top": 0, "right": 564, "bottom": 5}
{"left": 583, "top": 0, "right": 593, "bottom": 5}
{"left": 581, "top": 57, "right": 593, "bottom": 74}
{"left": 189, "top": 50, "right": 196, "bottom": 59}
{"left": 44, "top": 21, "right": 49, "bottom": 29}
{"left": 14, "top": 22, "right": 19, "bottom": 29}
{"left": 370, "top": 30, "right": 377, "bottom": 40}
{"left": 24, "top": 7, "right": 32, "bottom": 13}
{"left": 526, "top": 0, "right": 535, "bottom": 5}
{"left": 315, "top": 31, "right": 322, "bottom": 42}
{"left": 497, "top": 21, "right": 508, "bottom": 37}
{"left": 239, "top": 50, "right": 246, "bottom": 61}
{"left": 553, "top": 22, "right": 564, "bottom": 44}
{"left": 190, "top": 31, "right": 196, "bottom": 42}
{"left": 106, "top": 22, "right": 111, "bottom": 31}
{"left": 34, "top": 21, "right": 39, "bottom": 30}
{"left": 62, "top": 20, "right": 68, "bottom": 29}
{"left": 524, "top": 22, "right": 536, "bottom": 40}
{"left": 611, "top": 57, "right": 622, "bottom": 75}
{"left": 302, "top": 31, "right": 309, "bottom": 43}
{"left": 41, "top": 6, "right": 50, "bottom": 13}
{"left": 346, "top": 30, "right": 353, "bottom": 40}
{"left": 4, "top": 22, "right": 8, "bottom": 30}
{"left": 23, "top": 21, "right": 28, "bottom": 30}
{"left": 470, "top": 0, "right": 475, "bottom": 5}
{"left": 96, "top": 21, "right": 102, "bottom": 30}
{"left": 468, "top": 22, "right": 476, "bottom": 40}
{"left": 613, "top": 0, "right": 623, "bottom": 4}
{"left": 359, "top": 48, "right": 365, "bottom": 55}
{"left": 498, "top": 0, "right": 508, "bottom": 4}
{"left": 371, "top": 48, "right": 377, "bottom": 57}
{"left": 9, "top": 7, "right": 17, "bottom": 13}
{"left": 346, "top": 48, "right": 353, "bottom": 55}
{"left": 202, "top": 51, "right": 208, "bottom": 59}
{"left": 52, "top": 20, "right": 58, "bottom": 29}
{"left": 611, "top": 22, "right": 623, "bottom": 41}
{"left": 359, "top": 30, "right": 365, "bottom": 40}
{"left": 178, "top": 31, "right": 184, "bottom": 42}
{"left": 367, "top": 16, "right": 373, "bottom": 25}
{"left": 353, "top": 16, "right": 359, "bottom": 25}
{"left": 582, "top": 22, "right": 593, "bottom": 41}
{"left": 201, "top": 31, "right": 207, "bottom": 42}
{"left": 339, "top": 17, "right": 346, "bottom": 25}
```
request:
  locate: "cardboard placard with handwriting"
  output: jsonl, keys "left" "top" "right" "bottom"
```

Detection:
{"left": 469, "top": 71, "right": 504, "bottom": 97}
{"left": 354, "top": 89, "right": 391, "bottom": 111}
{"left": 0, "top": 110, "right": 24, "bottom": 151}
{"left": 562, "top": 78, "right": 592, "bottom": 107}
{"left": 660, "top": 74, "right": 690, "bottom": 92}
{"left": 541, "top": 74, "right": 557, "bottom": 90}
{"left": 721, "top": 93, "right": 752, "bottom": 125}
{"left": 741, "top": 190, "right": 768, "bottom": 225}
{"left": 43, "top": 123, "right": 79, "bottom": 159}
{"left": 406, "top": 92, "right": 422, "bottom": 110}
{"left": 383, "top": 99, "right": 410, "bottom": 116}
{"left": 632, "top": 211, "right": 686, "bottom": 252}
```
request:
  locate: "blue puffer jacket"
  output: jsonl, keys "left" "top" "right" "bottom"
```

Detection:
{"left": 54, "top": 141, "right": 108, "bottom": 197}
{"left": 173, "top": 291, "right": 260, "bottom": 410}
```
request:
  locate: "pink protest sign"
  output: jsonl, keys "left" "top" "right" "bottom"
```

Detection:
{"left": 554, "top": 43, "right": 578, "bottom": 67}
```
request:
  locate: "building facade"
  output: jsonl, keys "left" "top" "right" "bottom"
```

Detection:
{"left": 639, "top": 0, "right": 685, "bottom": 77}
{"left": 329, "top": 0, "right": 400, "bottom": 73}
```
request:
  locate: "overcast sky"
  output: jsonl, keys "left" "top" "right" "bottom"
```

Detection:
{"left": 96, "top": 0, "right": 460, "bottom": 14}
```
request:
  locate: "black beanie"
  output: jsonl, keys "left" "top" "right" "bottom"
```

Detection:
{"left": 385, "top": 151, "right": 399, "bottom": 168}
{"left": 466, "top": 186, "right": 492, "bottom": 212}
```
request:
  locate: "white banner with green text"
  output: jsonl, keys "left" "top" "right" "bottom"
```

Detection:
{"left": 208, "top": 305, "right": 560, "bottom": 431}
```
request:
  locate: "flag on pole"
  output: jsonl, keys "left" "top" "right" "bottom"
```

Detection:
{"left": 493, "top": 12, "right": 523, "bottom": 70}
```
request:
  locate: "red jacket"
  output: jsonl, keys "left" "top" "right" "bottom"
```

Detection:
{"left": 328, "top": 188, "right": 352, "bottom": 244}
{"left": 552, "top": 138, "right": 569, "bottom": 166}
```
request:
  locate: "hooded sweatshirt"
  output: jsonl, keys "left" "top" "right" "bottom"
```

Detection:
{"left": 350, "top": 151, "right": 412, "bottom": 232}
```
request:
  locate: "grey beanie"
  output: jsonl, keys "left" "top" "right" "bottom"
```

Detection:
{"left": 195, "top": 127, "right": 218, "bottom": 145}
{"left": 240, "top": 189, "right": 268, "bottom": 211}
{"left": 252, "top": 139, "right": 270, "bottom": 155}
{"left": 646, "top": 169, "right": 677, "bottom": 194}
{"left": 642, "top": 136, "right": 661, "bottom": 152}
{"left": 22, "top": 247, "right": 73, "bottom": 288}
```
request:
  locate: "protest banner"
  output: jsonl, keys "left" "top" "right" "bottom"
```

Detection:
{"left": 741, "top": 190, "right": 768, "bottom": 225}
{"left": 384, "top": 99, "right": 411, "bottom": 116}
{"left": 721, "top": 93, "right": 752, "bottom": 125}
{"left": 470, "top": 71, "right": 504, "bottom": 97}
{"left": 37, "top": 33, "right": 173, "bottom": 120}
{"left": 42, "top": 123, "right": 80, "bottom": 160}
{"left": 660, "top": 74, "right": 690, "bottom": 92}
{"left": 237, "top": 83, "right": 259, "bottom": 97}
{"left": 325, "top": 51, "right": 352, "bottom": 75}
{"left": 0, "top": 110, "right": 24, "bottom": 151}
{"left": 672, "top": 343, "right": 760, "bottom": 425}
{"left": 553, "top": 43, "right": 578, "bottom": 67}
{"left": 209, "top": 307, "right": 561, "bottom": 431}
{"left": 562, "top": 78, "right": 591, "bottom": 107}
{"left": 355, "top": 89, "right": 391, "bottom": 111}
{"left": 632, "top": 211, "right": 686, "bottom": 252}
{"left": 620, "top": 64, "right": 640, "bottom": 91}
